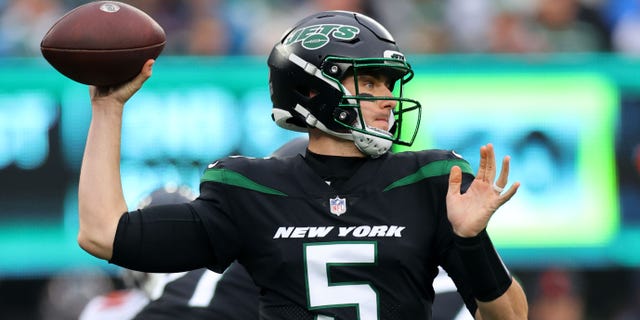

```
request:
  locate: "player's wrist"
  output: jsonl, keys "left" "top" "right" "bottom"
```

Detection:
{"left": 454, "top": 229, "right": 512, "bottom": 302}
{"left": 91, "top": 100, "right": 125, "bottom": 117}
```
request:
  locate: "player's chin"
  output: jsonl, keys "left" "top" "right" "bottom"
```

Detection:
{"left": 369, "top": 120, "right": 389, "bottom": 132}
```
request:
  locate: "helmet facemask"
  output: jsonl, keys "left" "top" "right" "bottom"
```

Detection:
{"left": 321, "top": 56, "right": 422, "bottom": 157}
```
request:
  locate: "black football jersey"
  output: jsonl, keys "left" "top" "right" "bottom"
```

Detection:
{"left": 192, "top": 150, "right": 476, "bottom": 320}
{"left": 112, "top": 149, "right": 477, "bottom": 320}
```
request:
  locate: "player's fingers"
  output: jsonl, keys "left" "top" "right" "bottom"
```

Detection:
{"left": 486, "top": 143, "right": 496, "bottom": 183}
{"left": 495, "top": 155, "right": 511, "bottom": 189}
{"left": 448, "top": 165, "right": 462, "bottom": 196}
{"left": 476, "top": 145, "right": 487, "bottom": 181}
{"left": 498, "top": 181, "right": 520, "bottom": 206}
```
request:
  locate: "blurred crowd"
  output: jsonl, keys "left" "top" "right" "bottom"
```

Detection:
{"left": 2, "top": 0, "right": 640, "bottom": 57}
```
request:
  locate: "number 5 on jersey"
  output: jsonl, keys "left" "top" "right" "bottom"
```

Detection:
{"left": 304, "top": 242, "right": 379, "bottom": 320}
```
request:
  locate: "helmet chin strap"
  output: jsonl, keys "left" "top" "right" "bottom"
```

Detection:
{"left": 352, "top": 128, "right": 393, "bottom": 158}
{"left": 351, "top": 117, "right": 393, "bottom": 158}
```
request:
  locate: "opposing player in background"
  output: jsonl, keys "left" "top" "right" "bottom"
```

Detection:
{"left": 77, "top": 10, "right": 527, "bottom": 319}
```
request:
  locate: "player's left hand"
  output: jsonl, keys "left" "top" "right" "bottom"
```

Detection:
{"left": 446, "top": 143, "right": 520, "bottom": 238}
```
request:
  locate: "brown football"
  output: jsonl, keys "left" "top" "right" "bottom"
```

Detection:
{"left": 40, "top": 1, "right": 166, "bottom": 86}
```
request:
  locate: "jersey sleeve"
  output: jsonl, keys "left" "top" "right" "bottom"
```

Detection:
{"left": 190, "top": 179, "right": 243, "bottom": 273}
{"left": 110, "top": 154, "right": 246, "bottom": 272}
{"left": 110, "top": 203, "right": 217, "bottom": 273}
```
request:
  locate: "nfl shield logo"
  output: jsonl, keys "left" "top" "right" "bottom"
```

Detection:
{"left": 329, "top": 196, "right": 347, "bottom": 216}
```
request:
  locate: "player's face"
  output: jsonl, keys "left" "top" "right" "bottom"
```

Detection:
{"left": 341, "top": 72, "right": 397, "bottom": 132}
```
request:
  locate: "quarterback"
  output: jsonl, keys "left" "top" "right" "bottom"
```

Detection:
{"left": 78, "top": 10, "right": 527, "bottom": 319}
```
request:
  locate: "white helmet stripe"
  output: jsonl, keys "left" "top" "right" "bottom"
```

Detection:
{"left": 288, "top": 53, "right": 342, "bottom": 91}
{"left": 293, "top": 104, "right": 353, "bottom": 140}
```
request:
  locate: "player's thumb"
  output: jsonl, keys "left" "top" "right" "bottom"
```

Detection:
{"left": 447, "top": 165, "right": 462, "bottom": 196}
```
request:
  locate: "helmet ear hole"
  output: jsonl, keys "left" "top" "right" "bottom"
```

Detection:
{"left": 333, "top": 107, "right": 357, "bottom": 125}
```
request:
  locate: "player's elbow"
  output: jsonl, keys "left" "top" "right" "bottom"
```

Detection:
{"left": 77, "top": 207, "right": 118, "bottom": 260}
{"left": 77, "top": 227, "right": 114, "bottom": 260}
{"left": 76, "top": 201, "right": 123, "bottom": 260}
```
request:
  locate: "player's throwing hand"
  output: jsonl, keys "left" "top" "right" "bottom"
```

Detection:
{"left": 89, "top": 59, "right": 155, "bottom": 106}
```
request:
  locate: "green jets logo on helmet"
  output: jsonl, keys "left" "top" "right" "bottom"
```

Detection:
{"left": 284, "top": 24, "right": 360, "bottom": 50}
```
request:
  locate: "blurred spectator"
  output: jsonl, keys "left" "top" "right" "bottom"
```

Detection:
{"left": 241, "top": 0, "right": 376, "bottom": 55}
{"left": 526, "top": 0, "right": 611, "bottom": 52}
{"left": 606, "top": 0, "right": 640, "bottom": 55}
{"left": 487, "top": 8, "right": 546, "bottom": 53}
{"left": 186, "top": 15, "right": 230, "bottom": 55}
{"left": 379, "top": 0, "right": 611, "bottom": 54}
{"left": 184, "top": 0, "right": 231, "bottom": 55}
{"left": 612, "top": 10, "right": 640, "bottom": 54}
{"left": 443, "top": 0, "right": 496, "bottom": 53}
{"left": 529, "top": 268, "right": 585, "bottom": 320}
{"left": 374, "top": 0, "right": 452, "bottom": 53}
{"left": 123, "top": 0, "right": 194, "bottom": 54}
{"left": 0, "top": 0, "right": 64, "bottom": 56}
{"left": 0, "top": 0, "right": 624, "bottom": 56}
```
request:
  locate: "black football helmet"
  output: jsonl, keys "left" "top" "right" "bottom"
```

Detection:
{"left": 268, "top": 10, "right": 421, "bottom": 157}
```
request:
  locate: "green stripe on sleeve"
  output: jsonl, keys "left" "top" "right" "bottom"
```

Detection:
{"left": 201, "top": 168, "right": 287, "bottom": 196}
{"left": 383, "top": 158, "right": 473, "bottom": 192}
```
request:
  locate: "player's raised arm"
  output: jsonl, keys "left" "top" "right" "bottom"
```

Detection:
{"left": 77, "top": 60, "right": 155, "bottom": 260}
{"left": 447, "top": 143, "right": 527, "bottom": 319}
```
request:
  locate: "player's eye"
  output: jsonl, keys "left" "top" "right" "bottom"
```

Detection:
{"left": 357, "top": 76, "right": 375, "bottom": 90}
{"left": 362, "top": 81, "right": 374, "bottom": 89}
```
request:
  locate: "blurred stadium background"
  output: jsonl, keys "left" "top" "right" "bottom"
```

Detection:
{"left": 1, "top": 0, "right": 639, "bottom": 319}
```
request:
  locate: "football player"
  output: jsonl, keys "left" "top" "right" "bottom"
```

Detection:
{"left": 78, "top": 10, "right": 527, "bottom": 319}
{"left": 80, "top": 137, "right": 472, "bottom": 320}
